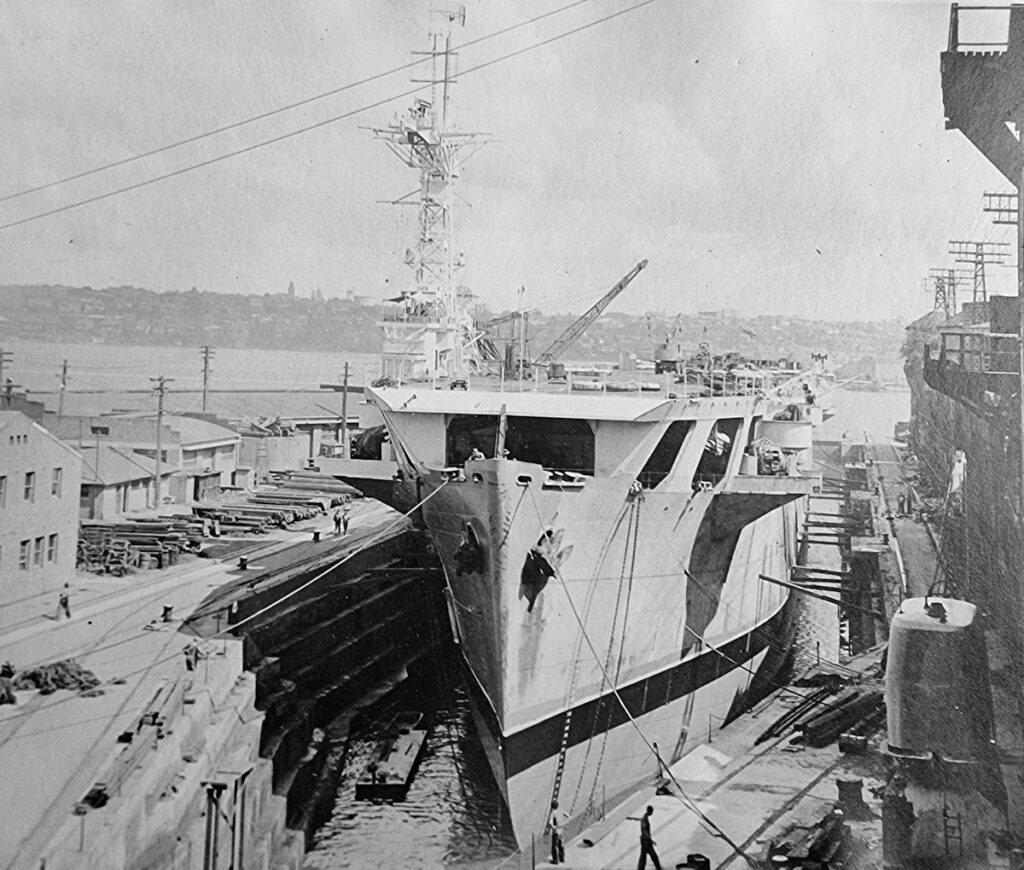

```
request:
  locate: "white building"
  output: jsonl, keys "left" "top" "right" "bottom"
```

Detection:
{"left": 0, "top": 411, "right": 81, "bottom": 603}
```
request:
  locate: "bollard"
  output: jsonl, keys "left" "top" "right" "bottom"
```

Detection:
{"left": 238, "top": 557, "right": 248, "bottom": 570}
{"left": 161, "top": 605, "right": 174, "bottom": 623}
{"left": 312, "top": 530, "right": 321, "bottom": 543}
{"left": 73, "top": 804, "right": 88, "bottom": 852}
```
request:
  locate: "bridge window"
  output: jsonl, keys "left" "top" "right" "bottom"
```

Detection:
{"left": 638, "top": 421, "right": 693, "bottom": 489}
{"left": 693, "top": 417, "right": 742, "bottom": 489}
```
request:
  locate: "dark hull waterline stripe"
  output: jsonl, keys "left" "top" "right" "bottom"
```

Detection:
{"left": 465, "top": 604, "right": 793, "bottom": 781}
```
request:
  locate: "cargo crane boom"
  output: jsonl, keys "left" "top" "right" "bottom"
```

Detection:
{"left": 534, "top": 259, "right": 648, "bottom": 367}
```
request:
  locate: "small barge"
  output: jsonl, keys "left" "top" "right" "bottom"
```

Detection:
{"left": 355, "top": 712, "right": 429, "bottom": 801}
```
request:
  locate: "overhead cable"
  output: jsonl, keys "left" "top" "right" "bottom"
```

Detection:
{"left": 0, "top": 0, "right": 609, "bottom": 206}
{"left": 0, "top": 1, "right": 656, "bottom": 233}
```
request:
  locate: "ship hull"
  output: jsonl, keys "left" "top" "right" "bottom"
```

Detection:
{"left": 465, "top": 595, "right": 796, "bottom": 844}
{"left": 415, "top": 458, "right": 802, "bottom": 846}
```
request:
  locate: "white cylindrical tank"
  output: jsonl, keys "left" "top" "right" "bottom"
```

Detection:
{"left": 885, "top": 596, "right": 991, "bottom": 762}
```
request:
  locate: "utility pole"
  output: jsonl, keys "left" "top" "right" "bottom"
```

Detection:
{"left": 150, "top": 375, "right": 173, "bottom": 509}
{"left": 927, "top": 268, "right": 969, "bottom": 317}
{"left": 200, "top": 345, "right": 214, "bottom": 413}
{"left": 340, "top": 362, "right": 350, "bottom": 459}
{"left": 1018, "top": 163, "right": 1024, "bottom": 518}
{"left": 0, "top": 348, "right": 11, "bottom": 409}
{"left": 984, "top": 190, "right": 1018, "bottom": 226}
{"left": 948, "top": 240, "right": 1009, "bottom": 305}
{"left": 58, "top": 359, "right": 68, "bottom": 416}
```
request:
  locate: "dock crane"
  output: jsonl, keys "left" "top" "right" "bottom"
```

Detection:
{"left": 533, "top": 259, "right": 648, "bottom": 377}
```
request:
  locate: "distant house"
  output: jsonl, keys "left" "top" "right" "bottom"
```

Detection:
{"left": 78, "top": 444, "right": 175, "bottom": 519}
{"left": 0, "top": 411, "right": 81, "bottom": 603}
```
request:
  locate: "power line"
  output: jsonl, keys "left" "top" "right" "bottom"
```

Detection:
{"left": 0, "top": 0, "right": 657, "bottom": 234}
{"left": 0, "top": 0, "right": 598, "bottom": 205}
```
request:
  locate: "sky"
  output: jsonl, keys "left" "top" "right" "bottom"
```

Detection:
{"left": 0, "top": 0, "right": 1017, "bottom": 322}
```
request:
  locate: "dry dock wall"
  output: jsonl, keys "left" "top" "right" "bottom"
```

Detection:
{"left": 30, "top": 528, "right": 442, "bottom": 870}
{"left": 38, "top": 640, "right": 303, "bottom": 870}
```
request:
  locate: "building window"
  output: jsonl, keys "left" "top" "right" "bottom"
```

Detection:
{"left": 19, "top": 540, "right": 30, "bottom": 570}
{"left": 52, "top": 468, "right": 62, "bottom": 497}
{"left": 47, "top": 534, "right": 58, "bottom": 562}
{"left": 0, "top": 475, "right": 6, "bottom": 508}
{"left": 24, "top": 471, "right": 35, "bottom": 502}
{"left": 33, "top": 537, "right": 44, "bottom": 567}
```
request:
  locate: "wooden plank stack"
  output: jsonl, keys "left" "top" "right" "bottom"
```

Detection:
{"left": 75, "top": 471, "right": 361, "bottom": 575}
{"left": 77, "top": 517, "right": 207, "bottom": 574}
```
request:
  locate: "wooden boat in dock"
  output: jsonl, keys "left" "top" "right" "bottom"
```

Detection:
{"left": 355, "top": 712, "right": 429, "bottom": 801}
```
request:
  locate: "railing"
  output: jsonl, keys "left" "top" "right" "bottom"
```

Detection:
{"left": 379, "top": 312, "right": 442, "bottom": 325}
{"left": 947, "top": 4, "right": 1012, "bottom": 53}
{"left": 935, "top": 330, "right": 1019, "bottom": 374}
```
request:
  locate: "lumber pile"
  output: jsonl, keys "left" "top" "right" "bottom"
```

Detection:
{"left": 754, "top": 679, "right": 885, "bottom": 749}
{"left": 75, "top": 470, "right": 359, "bottom": 574}
{"left": 77, "top": 517, "right": 207, "bottom": 574}
{"left": 192, "top": 471, "right": 357, "bottom": 534}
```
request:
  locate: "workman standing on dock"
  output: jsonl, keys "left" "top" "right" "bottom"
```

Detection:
{"left": 548, "top": 799, "right": 566, "bottom": 865}
{"left": 342, "top": 504, "right": 351, "bottom": 536}
{"left": 627, "top": 806, "right": 661, "bottom": 870}
{"left": 0, "top": 662, "right": 16, "bottom": 705}
{"left": 333, "top": 509, "right": 342, "bottom": 535}
{"left": 56, "top": 584, "right": 71, "bottom": 620}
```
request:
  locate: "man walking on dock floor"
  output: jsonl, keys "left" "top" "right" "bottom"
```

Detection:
{"left": 627, "top": 805, "right": 661, "bottom": 870}
{"left": 342, "top": 504, "right": 350, "bottom": 536}
{"left": 333, "top": 510, "right": 342, "bottom": 535}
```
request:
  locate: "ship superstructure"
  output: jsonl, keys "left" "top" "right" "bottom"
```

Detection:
{"left": 370, "top": 6, "right": 486, "bottom": 383}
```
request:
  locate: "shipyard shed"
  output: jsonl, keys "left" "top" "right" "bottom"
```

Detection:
{"left": 44, "top": 412, "right": 241, "bottom": 504}
{"left": 77, "top": 444, "right": 175, "bottom": 519}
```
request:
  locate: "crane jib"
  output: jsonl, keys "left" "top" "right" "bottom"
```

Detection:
{"left": 534, "top": 259, "right": 649, "bottom": 366}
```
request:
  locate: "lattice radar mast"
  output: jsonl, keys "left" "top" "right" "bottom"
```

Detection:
{"left": 372, "top": 4, "right": 488, "bottom": 383}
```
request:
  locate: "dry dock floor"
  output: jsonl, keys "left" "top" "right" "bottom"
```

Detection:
{"left": 0, "top": 500, "right": 400, "bottom": 870}
{"left": 536, "top": 650, "right": 885, "bottom": 870}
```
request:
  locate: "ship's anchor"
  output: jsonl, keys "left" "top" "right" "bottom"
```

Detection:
{"left": 520, "top": 528, "right": 573, "bottom": 612}
{"left": 454, "top": 522, "right": 485, "bottom": 576}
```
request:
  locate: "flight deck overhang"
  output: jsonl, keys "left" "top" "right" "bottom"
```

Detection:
{"left": 368, "top": 386, "right": 765, "bottom": 424}
{"left": 707, "top": 474, "right": 819, "bottom": 538}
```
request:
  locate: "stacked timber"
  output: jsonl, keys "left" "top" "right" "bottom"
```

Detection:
{"left": 77, "top": 517, "right": 207, "bottom": 573}
{"left": 755, "top": 679, "right": 885, "bottom": 749}
{"left": 798, "top": 688, "right": 885, "bottom": 748}
{"left": 192, "top": 471, "right": 358, "bottom": 533}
